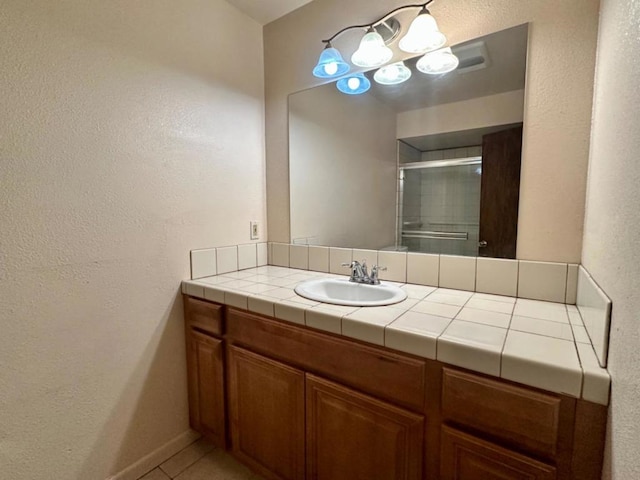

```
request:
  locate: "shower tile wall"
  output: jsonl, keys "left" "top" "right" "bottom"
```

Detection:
{"left": 401, "top": 147, "right": 482, "bottom": 256}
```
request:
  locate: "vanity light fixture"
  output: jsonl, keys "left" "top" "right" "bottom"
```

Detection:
{"left": 398, "top": 6, "right": 446, "bottom": 53}
{"left": 373, "top": 61, "right": 412, "bottom": 85}
{"left": 312, "top": 1, "right": 457, "bottom": 94}
{"left": 312, "top": 42, "right": 351, "bottom": 79}
{"left": 351, "top": 28, "right": 394, "bottom": 68}
{"left": 336, "top": 73, "right": 371, "bottom": 95}
{"left": 416, "top": 46, "right": 460, "bottom": 74}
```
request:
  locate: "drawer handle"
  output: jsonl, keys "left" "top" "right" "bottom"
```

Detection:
{"left": 377, "top": 356, "right": 398, "bottom": 364}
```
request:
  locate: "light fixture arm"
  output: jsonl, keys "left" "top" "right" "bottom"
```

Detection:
{"left": 320, "top": 1, "right": 435, "bottom": 45}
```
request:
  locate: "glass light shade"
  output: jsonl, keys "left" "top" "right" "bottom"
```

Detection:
{"left": 416, "top": 47, "right": 460, "bottom": 75}
{"left": 336, "top": 73, "right": 371, "bottom": 95}
{"left": 312, "top": 45, "right": 350, "bottom": 78}
{"left": 373, "top": 61, "right": 412, "bottom": 85}
{"left": 351, "top": 31, "right": 393, "bottom": 68}
{"left": 398, "top": 11, "right": 447, "bottom": 53}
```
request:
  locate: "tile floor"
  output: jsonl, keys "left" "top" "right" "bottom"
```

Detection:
{"left": 138, "top": 438, "right": 264, "bottom": 480}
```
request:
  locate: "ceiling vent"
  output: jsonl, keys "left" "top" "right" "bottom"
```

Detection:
{"left": 453, "top": 41, "right": 491, "bottom": 74}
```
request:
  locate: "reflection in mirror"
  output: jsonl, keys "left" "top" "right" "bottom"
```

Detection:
{"left": 289, "top": 24, "right": 528, "bottom": 258}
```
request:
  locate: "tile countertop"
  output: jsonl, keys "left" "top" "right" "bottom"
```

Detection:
{"left": 182, "top": 266, "right": 610, "bottom": 406}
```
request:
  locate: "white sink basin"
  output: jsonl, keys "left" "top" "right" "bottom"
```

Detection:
{"left": 294, "top": 278, "right": 407, "bottom": 307}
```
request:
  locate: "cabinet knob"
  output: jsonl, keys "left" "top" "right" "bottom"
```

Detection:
{"left": 478, "top": 241, "right": 488, "bottom": 248}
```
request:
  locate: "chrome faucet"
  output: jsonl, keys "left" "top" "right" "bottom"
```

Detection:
{"left": 370, "top": 264, "right": 387, "bottom": 285}
{"left": 341, "top": 260, "right": 386, "bottom": 285}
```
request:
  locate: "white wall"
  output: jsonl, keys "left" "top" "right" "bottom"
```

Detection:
{"left": 397, "top": 90, "right": 524, "bottom": 139}
{"left": 0, "top": 1, "right": 265, "bottom": 479}
{"left": 289, "top": 85, "right": 397, "bottom": 249}
{"left": 265, "top": 0, "right": 600, "bottom": 263}
{"left": 581, "top": 0, "right": 640, "bottom": 478}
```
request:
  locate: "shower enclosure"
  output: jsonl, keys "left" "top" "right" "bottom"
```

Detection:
{"left": 397, "top": 144, "right": 482, "bottom": 256}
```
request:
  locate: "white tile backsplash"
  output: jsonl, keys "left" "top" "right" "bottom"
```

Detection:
{"left": 518, "top": 260, "right": 567, "bottom": 303}
{"left": 237, "top": 244, "right": 257, "bottom": 270}
{"left": 352, "top": 249, "right": 378, "bottom": 267}
{"left": 377, "top": 251, "right": 407, "bottom": 283}
{"left": 289, "top": 245, "right": 309, "bottom": 270}
{"left": 439, "top": 255, "right": 476, "bottom": 291}
{"left": 271, "top": 243, "right": 290, "bottom": 267}
{"left": 216, "top": 246, "right": 238, "bottom": 275}
{"left": 191, "top": 248, "right": 217, "bottom": 279}
{"left": 308, "top": 246, "right": 329, "bottom": 272}
{"left": 329, "top": 247, "right": 352, "bottom": 275}
{"left": 475, "top": 257, "right": 518, "bottom": 297}
{"left": 566, "top": 264, "right": 578, "bottom": 304}
{"left": 256, "top": 242, "right": 268, "bottom": 267}
{"left": 253, "top": 245, "right": 613, "bottom": 354}
{"left": 577, "top": 266, "right": 612, "bottom": 368}
{"left": 406, "top": 253, "right": 439, "bottom": 286}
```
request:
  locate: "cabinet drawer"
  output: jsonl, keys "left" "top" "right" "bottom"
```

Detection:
{"left": 441, "top": 426, "right": 556, "bottom": 480}
{"left": 184, "top": 296, "right": 224, "bottom": 336}
{"left": 441, "top": 368, "right": 563, "bottom": 458}
{"left": 226, "top": 308, "right": 427, "bottom": 412}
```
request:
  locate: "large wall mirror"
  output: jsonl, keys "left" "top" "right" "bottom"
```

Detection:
{"left": 289, "top": 24, "right": 528, "bottom": 258}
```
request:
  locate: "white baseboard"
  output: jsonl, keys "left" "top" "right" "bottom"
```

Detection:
{"left": 106, "top": 429, "right": 201, "bottom": 480}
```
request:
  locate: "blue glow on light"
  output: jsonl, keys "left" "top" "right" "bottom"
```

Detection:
{"left": 336, "top": 73, "right": 371, "bottom": 95}
{"left": 312, "top": 46, "right": 350, "bottom": 79}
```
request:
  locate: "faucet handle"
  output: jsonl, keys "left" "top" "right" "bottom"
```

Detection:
{"left": 370, "top": 265, "right": 387, "bottom": 285}
{"left": 341, "top": 261, "right": 356, "bottom": 267}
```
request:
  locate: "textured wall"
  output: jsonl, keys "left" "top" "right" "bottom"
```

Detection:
{"left": 581, "top": 0, "right": 640, "bottom": 478}
{"left": 289, "top": 83, "right": 397, "bottom": 249}
{"left": 0, "top": 1, "right": 265, "bottom": 479}
{"left": 265, "top": 0, "right": 600, "bottom": 263}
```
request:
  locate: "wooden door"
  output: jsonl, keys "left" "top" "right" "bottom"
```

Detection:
{"left": 186, "top": 329, "right": 226, "bottom": 447}
{"left": 479, "top": 125, "right": 523, "bottom": 258}
{"left": 306, "top": 374, "right": 423, "bottom": 480}
{"left": 227, "top": 346, "right": 305, "bottom": 480}
{"left": 441, "top": 426, "right": 556, "bottom": 480}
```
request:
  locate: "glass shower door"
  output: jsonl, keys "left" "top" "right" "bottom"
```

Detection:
{"left": 398, "top": 157, "right": 482, "bottom": 256}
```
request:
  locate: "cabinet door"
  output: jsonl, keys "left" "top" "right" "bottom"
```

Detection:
{"left": 306, "top": 374, "right": 423, "bottom": 480}
{"left": 228, "top": 346, "right": 305, "bottom": 480}
{"left": 186, "top": 329, "right": 226, "bottom": 447}
{"left": 441, "top": 426, "right": 556, "bottom": 480}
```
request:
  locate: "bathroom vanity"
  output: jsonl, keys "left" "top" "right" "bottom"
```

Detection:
{"left": 182, "top": 272, "right": 607, "bottom": 480}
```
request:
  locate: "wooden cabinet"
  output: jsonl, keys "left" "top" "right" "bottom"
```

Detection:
{"left": 184, "top": 296, "right": 226, "bottom": 446}
{"left": 183, "top": 297, "right": 608, "bottom": 480}
{"left": 306, "top": 374, "right": 423, "bottom": 480}
{"left": 185, "top": 329, "right": 226, "bottom": 447}
{"left": 441, "top": 426, "right": 556, "bottom": 480}
{"left": 227, "top": 346, "right": 305, "bottom": 480}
